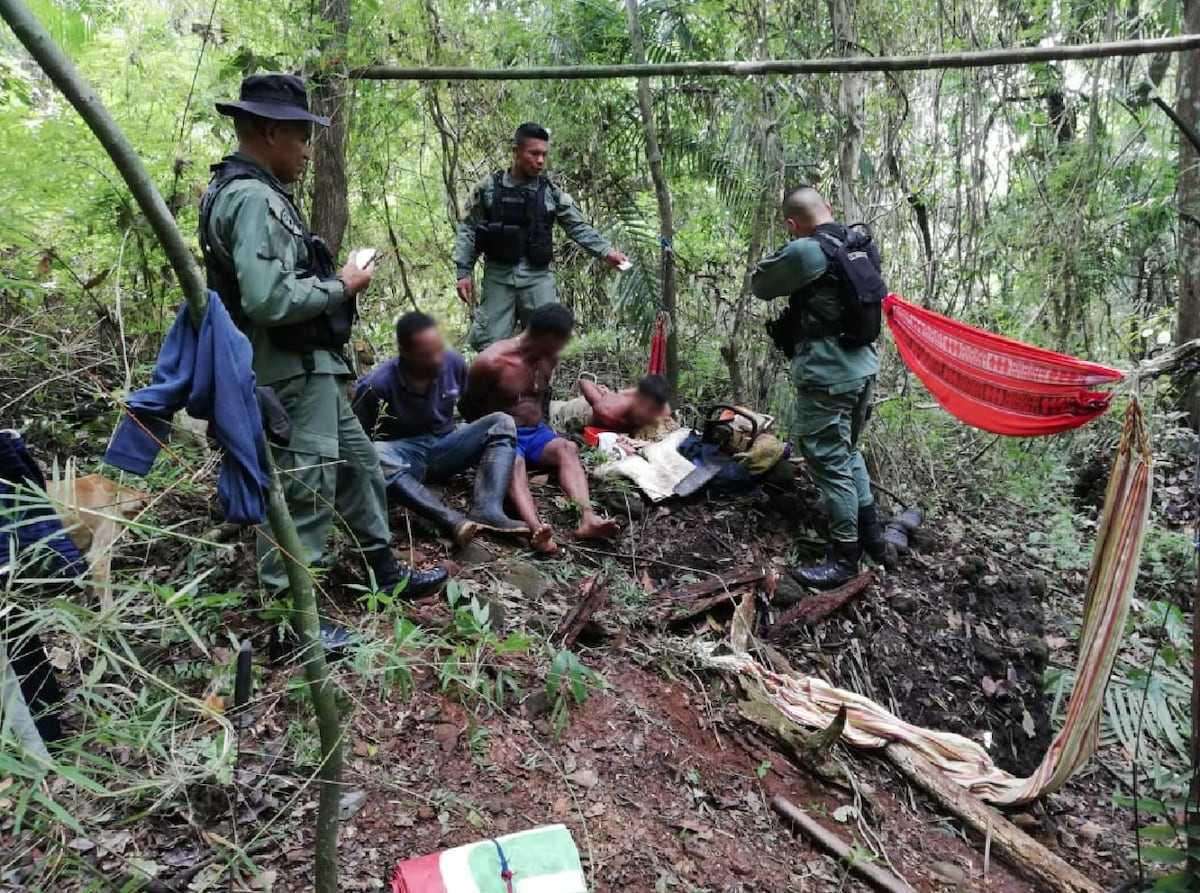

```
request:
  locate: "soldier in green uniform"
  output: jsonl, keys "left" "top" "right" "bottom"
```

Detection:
{"left": 200, "top": 74, "right": 448, "bottom": 619}
{"left": 751, "top": 185, "right": 895, "bottom": 588}
{"left": 454, "top": 123, "right": 628, "bottom": 351}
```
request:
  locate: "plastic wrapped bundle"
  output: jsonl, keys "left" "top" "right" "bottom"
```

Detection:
{"left": 391, "top": 824, "right": 586, "bottom": 893}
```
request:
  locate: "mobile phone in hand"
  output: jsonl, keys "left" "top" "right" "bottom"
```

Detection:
{"left": 353, "top": 248, "right": 378, "bottom": 270}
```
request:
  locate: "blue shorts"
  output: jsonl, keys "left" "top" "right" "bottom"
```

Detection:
{"left": 516, "top": 424, "right": 560, "bottom": 463}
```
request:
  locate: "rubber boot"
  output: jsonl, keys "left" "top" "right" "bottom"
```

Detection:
{"left": 858, "top": 504, "right": 898, "bottom": 569}
{"left": 388, "top": 474, "right": 479, "bottom": 546}
{"left": 792, "top": 541, "right": 862, "bottom": 590}
{"left": 363, "top": 547, "right": 448, "bottom": 601}
{"left": 467, "top": 444, "right": 528, "bottom": 535}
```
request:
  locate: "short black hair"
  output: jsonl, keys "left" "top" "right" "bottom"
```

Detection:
{"left": 782, "top": 184, "right": 826, "bottom": 218}
{"left": 396, "top": 311, "right": 436, "bottom": 349}
{"left": 514, "top": 122, "right": 550, "bottom": 145}
{"left": 233, "top": 112, "right": 271, "bottom": 139}
{"left": 527, "top": 303, "right": 574, "bottom": 339}
{"left": 783, "top": 183, "right": 822, "bottom": 202}
{"left": 637, "top": 374, "right": 670, "bottom": 405}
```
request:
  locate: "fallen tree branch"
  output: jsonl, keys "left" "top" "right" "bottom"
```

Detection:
{"left": 656, "top": 566, "right": 766, "bottom": 626}
{"left": 1134, "top": 337, "right": 1200, "bottom": 381}
{"left": 885, "top": 744, "right": 1103, "bottom": 893}
{"left": 740, "top": 697, "right": 850, "bottom": 786}
{"left": 765, "top": 572, "right": 873, "bottom": 638}
{"left": 552, "top": 571, "right": 610, "bottom": 648}
{"left": 771, "top": 795, "right": 916, "bottom": 893}
{"left": 352, "top": 35, "right": 1200, "bottom": 81}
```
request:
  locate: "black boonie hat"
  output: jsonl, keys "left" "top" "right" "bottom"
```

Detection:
{"left": 215, "top": 73, "right": 330, "bottom": 126}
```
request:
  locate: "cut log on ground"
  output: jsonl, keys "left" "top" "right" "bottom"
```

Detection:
{"left": 740, "top": 696, "right": 849, "bottom": 786}
{"left": 657, "top": 566, "right": 766, "bottom": 626}
{"left": 885, "top": 744, "right": 1103, "bottom": 893}
{"left": 552, "top": 571, "right": 610, "bottom": 648}
{"left": 765, "top": 571, "right": 873, "bottom": 638}
{"left": 771, "top": 795, "right": 917, "bottom": 893}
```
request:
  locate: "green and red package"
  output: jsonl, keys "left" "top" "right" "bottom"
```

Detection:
{"left": 391, "top": 823, "right": 586, "bottom": 893}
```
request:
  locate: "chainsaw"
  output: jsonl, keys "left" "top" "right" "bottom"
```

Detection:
{"left": 674, "top": 405, "right": 770, "bottom": 497}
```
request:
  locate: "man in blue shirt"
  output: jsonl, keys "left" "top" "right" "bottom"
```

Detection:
{"left": 354, "top": 313, "right": 527, "bottom": 544}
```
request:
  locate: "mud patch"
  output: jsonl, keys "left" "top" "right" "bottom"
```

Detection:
{"left": 779, "top": 549, "right": 1053, "bottom": 777}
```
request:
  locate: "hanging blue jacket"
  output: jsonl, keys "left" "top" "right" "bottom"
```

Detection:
{"left": 105, "top": 296, "right": 270, "bottom": 524}
{"left": 0, "top": 430, "right": 87, "bottom": 579}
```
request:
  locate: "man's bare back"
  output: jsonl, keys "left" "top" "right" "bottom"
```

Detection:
{"left": 579, "top": 377, "right": 672, "bottom": 433}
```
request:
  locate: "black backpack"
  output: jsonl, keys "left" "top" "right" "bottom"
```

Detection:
{"left": 812, "top": 223, "right": 887, "bottom": 349}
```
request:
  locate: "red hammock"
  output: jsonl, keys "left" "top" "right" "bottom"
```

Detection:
{"left": 648, "top": 313, "right": 667, "bottom": 376}
{"left": 883, "top": 294, "right": 1124, "bottom": 437}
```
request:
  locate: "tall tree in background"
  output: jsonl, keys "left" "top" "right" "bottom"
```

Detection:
{"left": 309, "top": 0, "right": 350, "bottom": 256}
{"left": 831, "top": 0, "right": 864, "bottom": 221}
{"left": 1178, "top": 5, "right": 1200, "bottom": 428}
{"left": 625, "top": 0, "right": 679, "bottom": 393}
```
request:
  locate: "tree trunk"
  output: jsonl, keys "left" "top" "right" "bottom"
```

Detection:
{"left": 309, "top": 0, "right": 351, "bottom": 257}
{"left": 724, "top": 186, "right": 771, "bottom": 403}
{"left": 624, "top": 0, "right": 679, "bottom": 395}
{"left": 1178, "top": 12, "right": 1200, "bottom": 429}
{"left": 831, "top": 0, "right": 864, "bottom": 221}
{"left": 0, "top": 4, "right": 345, "bottom": 891}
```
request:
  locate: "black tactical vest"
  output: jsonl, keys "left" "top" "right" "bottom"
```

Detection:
{"left": 474, "top": 171, "right": 556, "bottom": 267}
{"left": 199, "top": 158, "right": 355, "bottom": 368}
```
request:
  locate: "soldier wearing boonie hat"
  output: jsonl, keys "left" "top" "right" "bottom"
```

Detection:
{"left": 200, "top": 73, "right": 448, "bottom": 643}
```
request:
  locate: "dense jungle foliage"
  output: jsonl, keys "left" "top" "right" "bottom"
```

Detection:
{"left": 2, "top": 0, "right": 1200, "bottom": 889}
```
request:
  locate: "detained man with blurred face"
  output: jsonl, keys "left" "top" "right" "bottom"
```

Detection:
{"left": 353, "top": 312, "right": 527, "bottom": 546}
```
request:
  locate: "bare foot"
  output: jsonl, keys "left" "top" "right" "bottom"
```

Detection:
{"left": 575, "top": 513, "right": 620, "bottom": 541}
{"left": 530, "top": 523, "right": 559, "bottom": 555}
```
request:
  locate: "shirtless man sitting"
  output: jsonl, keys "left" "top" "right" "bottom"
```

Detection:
{"left": 460, "top": 303, "right": 621, "bottom": 553}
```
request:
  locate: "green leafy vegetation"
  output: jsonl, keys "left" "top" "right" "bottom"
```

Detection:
{"left": 3, "top": 0, "right": 1200, "bottom": 887}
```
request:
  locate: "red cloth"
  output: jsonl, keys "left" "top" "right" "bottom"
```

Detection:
{"left": 649, "top": 313, "right": 667, "bottom": 376}
{"left": 883, "top": 294, "right": 1124, "bottom": 436}
{"left": 391, "top": 854, "right": 447, "bottom": 893}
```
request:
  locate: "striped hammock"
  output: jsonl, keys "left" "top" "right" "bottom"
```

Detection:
{"left": 883, "top": 294, "right": 1125, "bottom": 436}
{"left": 704, "top": 400, "right": 1153, "bottom": 804}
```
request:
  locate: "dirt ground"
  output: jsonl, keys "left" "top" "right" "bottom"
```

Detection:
{"left": 3, "top": 447, "right": 1153, "bottom": 892}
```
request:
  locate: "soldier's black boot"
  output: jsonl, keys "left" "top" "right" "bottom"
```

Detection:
{"left": 363, "top": 547, "right": 448, "bottom": 601}
{"left": 792, "top": 541, "right": 862, "bottom": 590}
{"left": 467, "top": 443, "right": 528, "bottom": 535}
{"left": 388, "top": 474, "right": 478, "bottom": 546}
{"left": 858, "top": 504, "right": 898, "bottom": 569}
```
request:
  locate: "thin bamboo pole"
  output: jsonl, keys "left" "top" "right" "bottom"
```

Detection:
{"left": 353, "top": 34, "right": 1200, "bottom": 82}
{"left": 0, "top": 4, "right": 344, "bottom": 890}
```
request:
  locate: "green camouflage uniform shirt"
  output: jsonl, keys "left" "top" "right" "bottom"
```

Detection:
{"left": 203, "top": 152, "right": 351, "bottom": 386}
{"left": 751, "top": 236, "right": 879, "bottom": 387}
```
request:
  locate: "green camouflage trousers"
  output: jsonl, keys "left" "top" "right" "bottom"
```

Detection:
{"left": 793, "top": 375, "right": 875, "bottom": 543}
{"left": 468, "top": 270, "right": 558, "bottom": 351}
{"left": 257, "top": 372, "right": 392, "bottom": 590}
